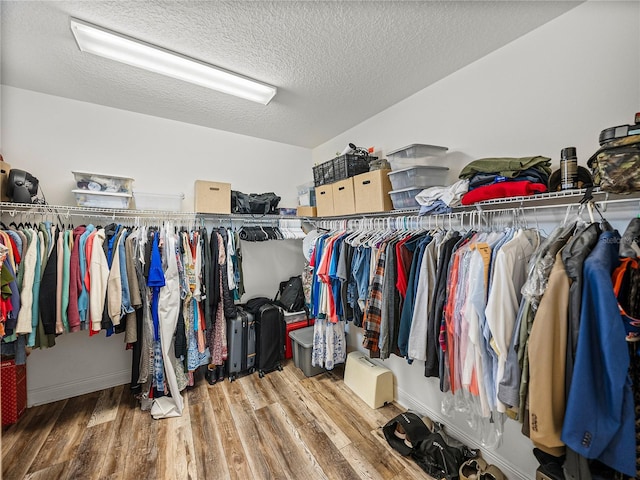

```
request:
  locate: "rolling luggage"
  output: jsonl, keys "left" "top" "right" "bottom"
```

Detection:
{"left": 226, "top": 308, "right": 256, "bottom": 382}
{"left": 255, "top": 303, "right": 286, "bottom": 377}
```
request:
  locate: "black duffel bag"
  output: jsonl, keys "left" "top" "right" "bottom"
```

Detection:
{"left": 231, "top": 191, "right": 281, "bottom": 215}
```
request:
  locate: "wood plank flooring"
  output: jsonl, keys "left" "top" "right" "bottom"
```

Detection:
{"left": 2, "top": 360, "right": 435, "bottom": 480}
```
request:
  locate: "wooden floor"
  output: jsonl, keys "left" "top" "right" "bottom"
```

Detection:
{"left": 2, "top": 360, "right": 434, "bottom": 480}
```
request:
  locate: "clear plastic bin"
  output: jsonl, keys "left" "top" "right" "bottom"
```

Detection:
{"left": 387, "top": 144, "right": 448, "bottom": 170}
{"left": 297, "top": 182, "right": 316, "bottom": 206}
{"left": 72, "top": 171, "right": 134, "bottom": 195}
{"left": 387, "top": 166, "right": 449, "bottom": 190}
{"left": 133, "top": 192, "right": 184, "bottom": 211}
{"left": 284, "top": 310, "right": 308, "bottom": 324}
{"left": 389, "top": 187, "right": 424, "bottom": 210}
{"left": 72, "top": 189, "right": 132, "bottom": 209}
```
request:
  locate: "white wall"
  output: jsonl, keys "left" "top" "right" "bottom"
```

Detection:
{"left": 0, "top": 86, "right": 311, "bottom": 406}
{"left": 314, "top": 1, "right": 640, "bottom": 185}
{"left": 316, "top": 2, "right": 640, "bottom": 479}
{"left": 1, "top": 86, "right": 312, "bottom": 208}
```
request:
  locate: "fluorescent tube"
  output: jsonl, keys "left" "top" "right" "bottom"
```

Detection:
{"left": 69, "top": 18, "right": 277, "bottom": 105}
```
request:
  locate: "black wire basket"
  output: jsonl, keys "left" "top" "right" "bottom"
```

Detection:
{"left": 313, "top": 154, "right": 376, "bottom": 187}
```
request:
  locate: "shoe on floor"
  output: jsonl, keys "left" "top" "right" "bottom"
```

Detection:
{"left": 216, "top": 364, "right": 225, "bottom": 383}
{"left": 479, "top": 464, "right": 506, "bottom": 480}
{"left": 205, "top": 365, "right": 218, "bottom": 385}
{"left": 459, "top": 457, "right": 488, "bottom": 480}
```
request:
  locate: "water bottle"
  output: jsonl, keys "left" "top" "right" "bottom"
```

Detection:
{"left": 560, "top": 147, "right": 578, "bottom": 190}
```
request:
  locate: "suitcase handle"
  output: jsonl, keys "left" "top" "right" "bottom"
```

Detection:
{"left": 358, "top": 356, "right": 376, "bottom": 368}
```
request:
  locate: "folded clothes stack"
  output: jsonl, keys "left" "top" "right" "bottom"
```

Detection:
{"left": 458, "top": 156, "right": 552, "bottom": 205}
{"left": 415, "top": 179, "right": 469, "bottom": 215}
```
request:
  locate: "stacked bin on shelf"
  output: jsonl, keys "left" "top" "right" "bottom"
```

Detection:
{"left": 386, "top": 144, "right": 449, "bottom": 209}
{"left": 71, "top": 171, "right": 134, "bottom": 209}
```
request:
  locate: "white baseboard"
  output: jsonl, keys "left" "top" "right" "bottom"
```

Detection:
{"left": 27, "top": 370, "right": 131, "bottom": 407}
{"left": 395, "top": 387, "right": 528, "bottom": 480}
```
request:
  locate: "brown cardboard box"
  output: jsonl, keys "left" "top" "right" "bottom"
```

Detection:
{"left": 354, "top": 169, "right": 393, "bottom": 213}
{"left": 0, "top": 159, "right": 11, "bottom": 202}
{"left": 296, "top": 206, "right": 317, "bottom": 217}
{"left": 315, "top": 184, "right": 334, "bottom": 217}
{"left": 332, "top": 177, "right": 356, "bottom": 216}
{"left": 194, "top": 180, "right": 231, "bottom": 214}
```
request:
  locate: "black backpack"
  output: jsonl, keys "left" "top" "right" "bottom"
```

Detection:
{"left": 274, "top": 275, "right": 306, "bottom": 313}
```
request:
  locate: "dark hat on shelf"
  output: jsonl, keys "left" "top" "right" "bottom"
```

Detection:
{"left": 548, "top": 166, "right": 593, "bottom": 192}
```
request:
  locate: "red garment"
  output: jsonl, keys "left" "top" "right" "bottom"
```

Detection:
{"left": 317, "top": 233, "right": 340, "bottom": 323}
{"left": 394, "top": 237, "right": 412, "bottom": 298}
{"left": 67, "top": 226, "right": 86, "bottom": 332}
{"left": 461, "top": 181, "right": 547, "bottom": 205}
{"left": 7, "top": 235, "right": 20, "bottom": 266}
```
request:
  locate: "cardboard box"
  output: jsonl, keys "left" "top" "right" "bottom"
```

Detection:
{"left": 354, "top": 169, "right": 393, "bottom": 213}
{"left": 1, "top": 359, "right": 27, "bottom": 426}
{"left": 0, "top": 159, "right": 11, "bottom": 202}
{"left": 315, "top": 184, "right": 334, "bottom": 217}
{"left": 296, "top": 206, "right": 317, "bottom": 217}
{"left": 194, "top": 180, "right": 231, "bottom": 214}
{"left": 332, "top": 177, "right": 356, "bottom": 216}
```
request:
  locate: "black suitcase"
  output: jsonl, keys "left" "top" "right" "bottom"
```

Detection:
{"left": 226, "top": 308, "right": 256, "bottom": 382}
{"left": 255, "top": 303, "right": 286, "bottom": 378}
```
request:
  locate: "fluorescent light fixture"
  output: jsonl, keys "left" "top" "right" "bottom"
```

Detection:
{"left": 69, "top": 18, "right": 277, "bottom": 105}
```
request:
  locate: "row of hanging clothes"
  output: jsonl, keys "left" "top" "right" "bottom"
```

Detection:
{"left": 0, "top": 216, "right": 244, "bottom": 418}
{"left": 311, "top": 201, "right": 640, "bottom": 480}
{"left": 238, "top": 217, "right": 306, "bottom": 241}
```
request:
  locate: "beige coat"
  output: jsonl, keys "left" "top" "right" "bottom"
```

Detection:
{"left": 528, "top": 249, "right": 569, "bottom": 457}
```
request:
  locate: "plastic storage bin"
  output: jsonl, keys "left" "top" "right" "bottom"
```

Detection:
{"left": 284, "top": 310, "right": 308, "bottom": 324}
{"left": 72, "top": 190, "right": 132, "bottom": 209}
{"left": 297, "top": 181, "right": 316, "bottom": 206}
{"left": 133, "top": 192, "right": 184, "bottom": 211}
{"left": 389, "top": 186, "right": 423, "bottom": 210}
{"left": 387, "top": 165, "right": 449, "bottom": 190}
{"left": 387, "top": 144, "right": 448, "bottom": 170}
{"left": 72, "top": 171, "right": 134, "bottom": 195}
{"left": 289, "top": 326, "right": 326, "bottom": 377}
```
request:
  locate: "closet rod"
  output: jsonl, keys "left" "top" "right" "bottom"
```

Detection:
{"left": 310, "top": 188, "right": 640, "bottom": 223}
{"left": 314, "top": 193, "right": 640, "bottom": 230}
{"left": 0, "top": 201, "right": 199, "bottom": 218}
{"left": 0, "top": 202, "right": 300, "bottom": 223}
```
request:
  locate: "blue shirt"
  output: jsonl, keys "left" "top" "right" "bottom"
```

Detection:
{"left": 398, "top": 234, "right": 432, "bottom": 359}
{"left": 147, "top": 232, "right": 166, "bottom": 342}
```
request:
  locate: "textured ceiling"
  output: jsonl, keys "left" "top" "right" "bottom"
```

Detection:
{"left": 1, "top": 1, "right": 581, "bottom": 148}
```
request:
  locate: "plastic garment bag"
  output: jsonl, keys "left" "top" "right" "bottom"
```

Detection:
{"left": 151, "top": 225, "right": 185, "bottom": 419}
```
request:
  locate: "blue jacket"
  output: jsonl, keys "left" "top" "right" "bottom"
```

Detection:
{"left": 561, "top": 230, "right": 635, "bottom": 477}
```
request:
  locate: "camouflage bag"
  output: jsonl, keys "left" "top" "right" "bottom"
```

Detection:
{"left": 587, "top": 134, "right": 640, "bottom": 193}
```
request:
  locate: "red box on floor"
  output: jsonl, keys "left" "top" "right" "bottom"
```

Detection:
{"left": 2, "top": 359, "right": 27, "bottom": 426}
{"left": 285, "top": 318, "right": 314, "bottom": 359}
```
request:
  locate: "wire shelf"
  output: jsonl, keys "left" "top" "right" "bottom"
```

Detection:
{"left": 0, "top": 202, "right": 300, "bottom": 219}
